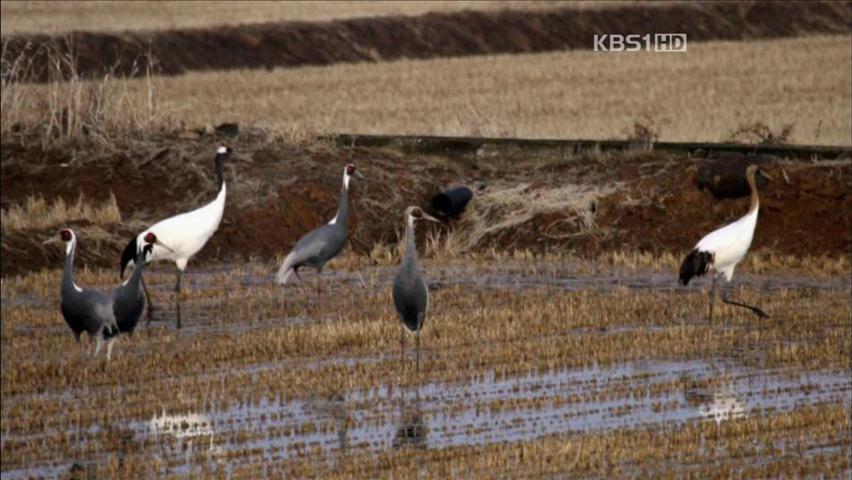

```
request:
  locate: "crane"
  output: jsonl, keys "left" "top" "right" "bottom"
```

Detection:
{"left": 275, "top": 163, "right": 363, "bottom": 290}
{"left": 119, "top": 146, "right": 232, "bottom": 328}
{"left": 393, "top": 206, "right": 440, "bottom": 373}
{"left": 679, "top": 164, "right": 772, "bottom": 320}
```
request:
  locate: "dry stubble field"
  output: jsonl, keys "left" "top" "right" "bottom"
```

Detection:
{"left": 0, "top": 0, "right": 636, "bottom": 35}
{"left": 1, "top": 2, "right": 851, "bottom": 479}
{"left": 4, "top": 35, "right": 851, "bottom": 145}
{"left": 1, "top": 251, "right": 850, "bottom": 477}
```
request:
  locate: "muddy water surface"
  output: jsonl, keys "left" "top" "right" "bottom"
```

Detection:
{"left": 1, "top": 261, "right": 849, "bottom": 478}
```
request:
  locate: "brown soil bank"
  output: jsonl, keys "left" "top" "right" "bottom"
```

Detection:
{"left": 1, "top": 135, "right": 849, "bottom": 277}
{"left": 3, "top": 1, "right": 850, "bottom": 83}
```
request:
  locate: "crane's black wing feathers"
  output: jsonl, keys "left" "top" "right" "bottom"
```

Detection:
{"left": 679, "top": 249, "right": 712, "bottom": 286}
{"left": 119, "top": 236, "right": 137, "bottom": 279}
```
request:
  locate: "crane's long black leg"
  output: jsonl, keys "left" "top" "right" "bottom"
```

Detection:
{"left": 399, "top": 325, "right": 405, "bottom": 365}
{"left": 76, "top": 333, "right": 87, "bottom": 360}
{"left": 292, "top": 268, "right": 310, "bottom": 304}
{"left": 143, "top": 276, "right": 156, "bottom": 325}
{"left": 415, "top": 328, "right": 421, "bottom": 375}
{"left": 708, "top": 275, "right": 717, "bottom": 322}
{"left": 721, "top": 282, "right": 768, "bottom": 318}
{"left": 175, "top": 269, "right": 183, "bottom": 329}
{"left": 174, "top": 269, "right": 182, "bottom": 293}
{"left": 315, "top": 267, "right": 324, "bottom": 306}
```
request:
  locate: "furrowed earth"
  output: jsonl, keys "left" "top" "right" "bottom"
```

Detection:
{"left": 1, "top": 136, "right": 850, "bottom": 478}
{"left": 1, "top": 1, "right": 851, "bottom": 478}
{"left": 1, "top": 136, "right": 849, "bottom": 276}
{"left": 1, "top": 254, "right": 850, "bottom": 478}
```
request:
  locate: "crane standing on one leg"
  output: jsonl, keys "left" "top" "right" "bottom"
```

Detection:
{"left": 679, "top": 164, "right": 772, "bottom": 320}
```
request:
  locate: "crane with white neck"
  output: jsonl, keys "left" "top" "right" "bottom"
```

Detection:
{"left": 119, "top": 146, "right": 232, "bottom": 328}
{"left": 679, "top": 164, "right": 772, "bottom": 320}
{"left": 275, "top": 163, "right": 363, "bottom": 288}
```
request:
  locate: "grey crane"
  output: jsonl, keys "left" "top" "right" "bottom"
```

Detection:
{"left": 275, "top": 163, "right": 363, "bottom": 287}
{"left": 392, "top": 206, "right": 439, "bottom": 373}
{"left": 60, "top": 228, "right": 117, "bottom": 357}
{"left": 101, "top": 234, "right": 157, "bottom": 359}
{"left": 112, "top": 233, "right": 158, "bottom": 335}
{"left": 60, "top": 229, "right": 159, "bottom": 361}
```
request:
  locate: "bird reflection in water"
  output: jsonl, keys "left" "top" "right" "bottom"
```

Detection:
{"left": 393, "top": 388, "right": 428, "bottom": 450}
{"left": 683, "top": 376, "right": 746, "bottom": 425}
{"left": 310, "top": 393, "right": 351, "bottom": 458}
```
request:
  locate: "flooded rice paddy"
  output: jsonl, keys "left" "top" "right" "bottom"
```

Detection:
{"left": 1, "top": 257, "right": 850, "bottom": 478}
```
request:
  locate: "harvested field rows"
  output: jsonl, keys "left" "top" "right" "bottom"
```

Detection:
{"left": 5, "top": 2, "right": 848, "bottom": 83}
{"left": 6, "top": 35, "right": 849, "bottom": 145}
{"left": 0, "top": 1, "right": 614, "bottom": 35}
{"left": 156, "top": 35, "right": 850, "bottom": 144}
{"left": 1, "top": 257, "right": 849, "bottom": 478}
{"left": 2, "top": 3, "right": 851, "bottom": 478}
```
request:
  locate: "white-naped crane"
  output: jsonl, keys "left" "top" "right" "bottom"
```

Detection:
{"left": 393, "top": 206, "right": 440, "bottom": 373}
{"left": 679, "top": 164, "right": 772, "bottom": 320}
{"left": 275, "top": 163, "right": 363, "bottom": 288}
{"left": 60, "top": 229, "right": 160, "bottom": 361}
{"left": 119, "top": 146, "right": 232, "bottom": 329}
{"left": 60, "top": 228, "right": 118, "bottom": 358}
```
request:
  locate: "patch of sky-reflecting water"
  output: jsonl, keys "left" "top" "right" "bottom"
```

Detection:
{"left": 3, "top": 359, "right": 848, "bottom": 478}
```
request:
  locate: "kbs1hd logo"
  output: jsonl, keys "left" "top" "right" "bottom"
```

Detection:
{"left": 594, "top": 34, "right": 687, "bottom": 53}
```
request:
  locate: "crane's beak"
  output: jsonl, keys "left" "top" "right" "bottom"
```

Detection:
{"left": 758, "top": 169, "right": 773, "bottom": 181}
{"left": 355, "top": 170, "right": 365, "bottom": 179}
{"left": 422, "top": 212, "right": 440, "bottom": 223}
{"left": 153, "top": 239, "right": 176, "bottom": 253}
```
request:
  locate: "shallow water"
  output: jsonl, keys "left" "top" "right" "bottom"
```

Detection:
{"left": 5, "top": 359, "right": 847, "bottom": 479}
{"left": 149, "top": 361, "right": 848, "bottom": 462}
{"left": 2, "top": 262, "right": 849, "bottom": 478}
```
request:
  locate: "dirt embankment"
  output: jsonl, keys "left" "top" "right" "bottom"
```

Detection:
{"left": 3, "top": 1, "right": 850, "bottom": 83}
{"left": 1, "top": 135, "right": 850, "bottom": 277}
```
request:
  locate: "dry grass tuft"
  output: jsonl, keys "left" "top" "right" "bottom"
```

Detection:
{"left": 1, "top": 193, "right": 122, "bottom": 233}
{"left": 444, "top": 181, "right": 618, "bottom": 252}
{"left": 1, "top": 40, "right": 166, "bottom": 147}
{"left": 725, "top": 121, "right": 796, "bottom": 145}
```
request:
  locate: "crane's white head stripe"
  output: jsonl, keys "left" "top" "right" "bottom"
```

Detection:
{"left": 217, "top": 146, "right": 228, "bottom": 154}
{"left": 65, "top": 231, "right": 76, "bottom": 255}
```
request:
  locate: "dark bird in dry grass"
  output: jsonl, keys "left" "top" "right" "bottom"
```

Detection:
{"left": 393, "top": 206, "right": 440, "bottom": 373}
{"left": 679, "top": 164, "right": 772, "bottom": 320}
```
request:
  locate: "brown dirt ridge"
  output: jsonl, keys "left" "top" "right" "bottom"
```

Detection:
{"left": 3, "top": 1, "right": 850, "bottom": 83}
{"left": 1, "top": 135, "right": 849, "bottom": 277}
